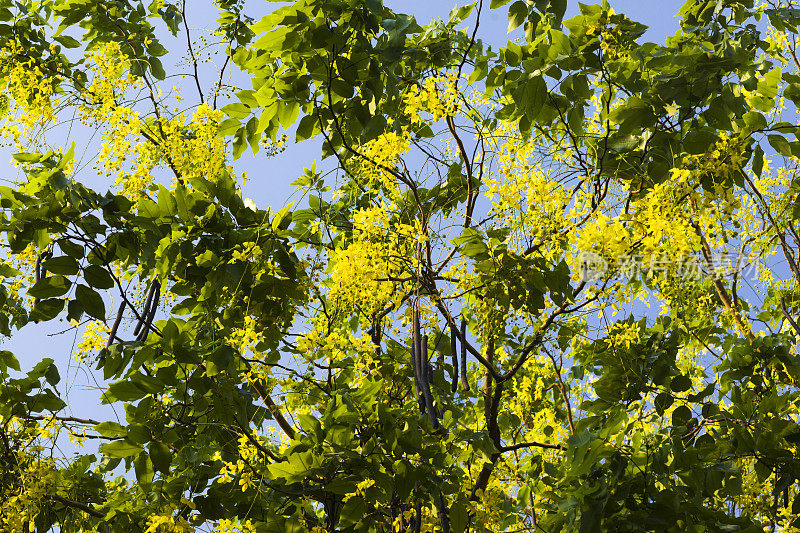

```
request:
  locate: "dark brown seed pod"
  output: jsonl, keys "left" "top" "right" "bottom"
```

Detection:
{"left": 107, "top": 301, "right": 126, "bottom": 348}
{"left": 423, "top": 333, "right": 432, "bottom": 382}
{"left": 436, "top": 493, "right": 450, "bottom": 533}
{"left": 418, "top": 330, "right": 440, "bottom": 429}
{"left": 33, "top": 250, "right": 51, "bottom": 308}
{"left": 40, "top": 249, "right": 52, "bottom": 280}
{"left": 34, "top": 254, "right": 42, "bottom": 284}
{"left": 137, "top": 280, "right": 160, "bottom": 341}
{"left": 33, "top": 255, "right": 41, "bottom": 308}
{"left": 413, "top": 498, "right": 422, "bottom": 533}
{"left": 411, "top": 340, "right": 425, "bottom": 413}
{"left": 412, "top": 305, "right": 425, "bottom": 413}
{"left": 784, "top": 487, "right": 789, "bottom": 508}
{"left": 460, "top": 319, "right": 470, "bottom": 391}
{"left": 450, "top": 323, "right": 458, "bottom": 393}
{"left": 134, "top": 279, "right": 158, "bottom": 336}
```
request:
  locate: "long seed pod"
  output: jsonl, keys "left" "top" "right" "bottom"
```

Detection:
{"left": 106, "top": 301, "right": 126, "bottom": 348}
{"left": 40, "top": 250, "right": 52, "bottom": 279}
{"left": 423, "top": 334, "right": 432, "bottom": 383}
{"left": 450, "top": 323, "right": 458, "bottom": 393}
{"left": 484, "top": 336, "right": 495, "bottom": 415}
{"left": 784, "top": 487, "right": 789, "bottom": 509}
{"left": 137, "top": 281, "right": 160, "bottom": 341}
{"left": 136, "top": 281, "right": 160, "bottom": 341}
{"left": 33, "top": 250, "right": 51, "bottom": 308}
{"left": 134, "top": 279, "right": 158, "bottom": 336}
{"left": 34, "top": 254, "right": 42, "bottom": 284}
{"left": 419, "top": 330, "right": 440, "bottom": 429}
{"left": 460, "top": 319, "right": 470, "bottom": 391}
{"left": 412, "top": 304, "right": 425, "bottom": 413}
{"left": 33, "top": 254, "right": 42, "bottom": 307}
{"left": 413, "top": 498, "right": 422, "bottom": 533}
{"left": 436, "top": 493, "right": 450, "bottom": 533}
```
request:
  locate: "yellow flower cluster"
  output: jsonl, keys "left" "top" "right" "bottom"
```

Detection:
{"left": 227, "top": 315, "right": 264, "bottom": 356}
{"left": 486, "top": 164, "right": 572, "bottom": 256}
{"left": 217, "top": 431, "right": 270, "bottom": 492}
{"left": 216, "top": 517, "right": 257, "bottom": 533}
{"left": 600, "top": 25, "right": 633, "bottom": 60}
{"left": 0, "top": 422, "right": 57, "bottom": 532}
{"left": 74, "top": 321, "right": 111, "bottom": 362}
{"left": 83, "top": 42, "right": 138, "bottom": 117}
{"left": 572, "top": 212, "right": 630, "bottom": 267}
{"left": 508, "top": 355, "right": 570, "bottom": 446}
{"left": 403, "top": 74, "right": 459, "bottom": 124}
{"left": 356, "top": 131, "right": 411, "bottom": 197}
{"left": 296, "top": 317, "right": 375, "bottom": 368}
{"left": 144, "top": 510, "right": 193, "bottom": 533}
{"left": 686, "top": 133, "right": 748, "bottom": 191}
{"left": 161, "top": 104, "right": 228, "bottom": 185}
{"left": 230, "top": 241, "right": 262, "bottom": 263}
{"left": 328, "top": 203, "right": 418, "bottom": 313}
{"left": 342, "top": 479, "right": 375, "bottom": 503}
{"left": 765, "top": 27, "right": 792, "bottom": 59}
{"left": 629, "top": 179, "right": 699, "bottom": 262}
{"left": 0, "top": 43, "right": 60, "bottom": 148}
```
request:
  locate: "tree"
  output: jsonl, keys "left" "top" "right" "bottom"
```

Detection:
{"left": 2, "top": 0, "right": 800, "bottom": 530}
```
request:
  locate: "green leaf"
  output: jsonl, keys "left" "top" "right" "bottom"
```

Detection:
{"left": 451, "top": 500, "right": 468, "bottom": 533}
{"left": 515, "top": 75, "right": 546, "bottom": 122}
{"left": 0, "top": 263, "right": 21, "bottom": 277}
{"left": 100, "top": 440, "right": 142, "bottom": 458}
{"left": 683, "top": 128, "right": 717, "bottom": 154}
{"left": 508, "top": 1, "right": 527, "bottom": 32}
{"left": 83, "top": 265, "right": 115, "bottom": 289}
{"left": 222, "top": 102, "right": 251, "bottom": 120}
{"left": 670, "top": 375, "right": 692, "bottom": 393}
{"left": 29, "top": 275, "right": 72, "bottom": 298}
{"left": 296, "top": 114, "right": 317, "bottom": 142}
{"left": 768, "top": 134, "right": 792, "bottom": 157}
{"left": 0, "top": 350, "right": 20, "bottom": 373}
{"left": 196, "top": 250, "right": 219, "bottom": 268}
{"left": 758, "top": 67, "right": 781, "bottom": 99}
{"left": 149, "top": 441, "right": 172, "bottom": 473}
{"left": 233, "top": 126, "right": 246, "bottom": 160}
{"left": 548, "top": 29, "right": 571, "bottom": 58}
{"left": 127, "top": 424, "right": 152, "bottom": 445}
{"left": 743, "top": 111, "right": 767, "bottom": 131}
{"left": 75, "top": 284, "right": 106, "bottom": 320}
{"left": 218, "top": 117, "right": 240, "bottom": 136}
{"left": 752, "top": 144, "right": 764, "bottom": 177}
{"left": 95, "top": 421, "right": 127, "bottom": 438}
{"left": 567, "top": 431, "right": 595, "bottom": 448}
{"left": 609, "top": 96, "right": 654, "bottom": 134}
{"left": 54, "top": 35, "right": 81, "bottom": 48}
{"left": 43, "top": 256, "right": 79, "bottom": 275}
{"left": 106, "top": 381, "right": 146, "bottom": 402}
{"left": 30, "top": 299, "right": 65, "bottom": 322}
{"left": 134, "top": 451, "right": 154, "bottom": 485}
{"left": 339, "top": 496, "right": 366, "bottom": 527}
{"left": 148, "top": 56, "right": 166, "bottom": 80}
{"left": 59, "top": 240, "right": 84, "bottom": 258}
{"left": 45, "top": 364, "right": 60, "bottom": 386}
{"left": 654, "top": 392, "right": 674, "bottom": 415}
{"left": 277, "top": 101, "right": 300, "bottom": 130}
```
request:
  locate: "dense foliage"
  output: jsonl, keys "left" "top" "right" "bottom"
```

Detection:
{"left": 3, "top": 0, "right": 800, "bottom": 531}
